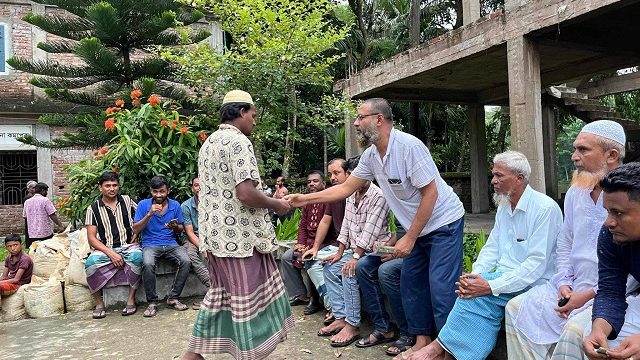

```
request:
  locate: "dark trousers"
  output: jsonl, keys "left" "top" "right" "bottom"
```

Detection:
{"left": 401, "top": 217, "right": 464, "bottom": 336}
{"left": 27, "top": 233, "right": 53, "bottom": 249}
{"left": 142, "top": 245, "right": 191, "bottom": 302}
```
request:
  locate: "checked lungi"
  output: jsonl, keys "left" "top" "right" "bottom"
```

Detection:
{"left": 84, "top": 243, "right": 143, "bottom": 293}
{"left": 187, "top": 250, "right": 295, "bottom": 360}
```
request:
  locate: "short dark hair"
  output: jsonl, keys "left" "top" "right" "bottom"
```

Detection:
{"left": 307, "top": 170, "right": 324, "bottom": 179}
{"left": 34, "top": 182, "right": 49, "bottom": 194}
{"left": 99, "top": 171, "right": 119, "bottom": 185}
{"left": 362, "top": 98, "right": 393, "bottom": 123}
{"left": 150, "top": 175, "right": 169, "bottom": 190}
{"left": 192, "top": 177, "right": 199, "bottom": 184}
{"left": 220, "top": 102, "right": 253, "bottom": 123}
{"left": 328, "top": 158, "right": 345, "bottom": 168}
{"left": 600, "top": 162, "right": 640, "bottom": 202}
{"left": 343, "top": 156, "right": 361, "bottom": 172}
{"left": 4, "top": 234, "right": 21, "bottom": 245}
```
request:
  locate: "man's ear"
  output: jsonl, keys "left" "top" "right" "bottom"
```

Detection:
{"left": 606, "top": 149, "right": 621, "bottom": 165}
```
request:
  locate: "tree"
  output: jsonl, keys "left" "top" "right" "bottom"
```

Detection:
{"left": 7, "top": 0, "right": 210, "bottom": 149}
{"left": 168, "top": 0, "right": 351, "bottom": 177}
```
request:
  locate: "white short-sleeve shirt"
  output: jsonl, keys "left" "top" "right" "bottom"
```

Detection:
{"left": 351, "top": 128, "right": 465, "bottom": 236}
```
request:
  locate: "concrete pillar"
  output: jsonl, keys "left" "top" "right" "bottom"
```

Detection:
{"left": 542, "top": 104, "right": 559, "bottom": 200}
{"left": 468, "top": 105, "right": 490, "bottom": 213}
{"left": 507, "top": 36, "right": 545, "bottom": 192}
{"left": 344, "top": 109, "right": 361, "bottom": 159}
{"left": 463, "top": 0, "right": 481, "bottom": 25}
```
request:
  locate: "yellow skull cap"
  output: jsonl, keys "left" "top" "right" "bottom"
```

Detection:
{"left": 222, "top": 90, "right": 254, "bottom": 105}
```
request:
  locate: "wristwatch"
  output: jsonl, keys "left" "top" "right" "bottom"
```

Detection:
{"left": 353, "top": 252, "right": 361, "bottom": 260}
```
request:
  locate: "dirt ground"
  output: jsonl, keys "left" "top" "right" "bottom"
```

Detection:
{"left": 0, "top": 297, "right": 392, "bottom": 360}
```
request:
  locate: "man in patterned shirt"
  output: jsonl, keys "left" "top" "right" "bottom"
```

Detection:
{"left": 184, "top": 90, "right": 293, "bottom": 360}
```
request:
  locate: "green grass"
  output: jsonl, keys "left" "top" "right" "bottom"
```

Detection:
{"left": 0, "top": 245, "right": 8, "bottom": 262}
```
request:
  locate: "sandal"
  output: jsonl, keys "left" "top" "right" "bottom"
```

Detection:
{"left": 355, "top": 329, "right": 397, "bottom": 348}
{"left": 167, "top": 299, "right": 188, "bottom": 311}
{"left": 317, "top": 328, "right": 341, "bottom": 337}
{"left": 92, "top": 306, "right": 107, "bottom": 319}
{"left": 392, "top": 347, "right": 415, "bottom": 360}
{"left": 386, "top": 336, "right": 416, "bottom": 356}
{"left": 143, "top": 303, "right": 158, "bottom": 317}
{"left": 331, "top": 334, "right": 361, "bottom": 348}
{"left": 121, "top": 304, "right": 137, "bottom": 316}
{"left": 323, "top": 311, "right": 335, "bottom": 325}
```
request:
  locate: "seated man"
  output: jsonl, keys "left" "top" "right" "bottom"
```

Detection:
{"left": 320, "top": 156, "right": 391, "bottom": 348}
{"left": 302, "top": 158, "right": 348, "bottom": 318}
{"left": 582, "top": 163, "right": 640, "bottom": 360}
{"left": 505, "top": 120, "right": 625, "bottom": 359}
{"left": 133, "top": 175, "right": 191, "bottom": 317}
{"left": 85, "top": 171, "right": 142, "bottom": 319}
{"left": 406, "top": 151, "right": 563, "bottom": 360}
{"left": 0, "top": 234, "right": 33, "bottom": 305}
{"left": 280, "top": 170, "right": 336, "bottom": 310}
{"left": 181, "top": 177, "right": 210, "bottom": 310}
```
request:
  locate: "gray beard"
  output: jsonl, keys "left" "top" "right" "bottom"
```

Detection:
{"left": 356, "top": 127, "right": 380, "bottom": 147}
{"left": 492, "top": 192, "right": 511, "bottom": 208}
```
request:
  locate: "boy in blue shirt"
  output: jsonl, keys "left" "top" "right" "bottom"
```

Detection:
{"left": 133, "top": 175, "right": 191, "bottom": 317}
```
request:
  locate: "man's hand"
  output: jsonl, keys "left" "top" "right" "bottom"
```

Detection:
{"left": 273, "top": 199, "right": 291, "bottom": 216}
{"left": 303, "top": 247, "right": 319, "bottom": 260}
{"left": 607, "top": 334, "right": 640, "bottom": 360}
{"left": 54, "top": 225, "right": 65, "bottom": 233}
{"left": 342, "top": 258, "right": 358, "bottom": 278}
{"left": 583, "top": 319, "right": 613, "bottom": 359}
{"left": 555, "top": 289, "right": 593, "bottom": 319}
{"left": 284, "top": 194, "right": 308, "bottom": 208}
{"left": 294, "top": 243, "right": 307, "bottom": 252}
{"left": 392, "top": 235, "right": 416, "bottom": 258}
{"left": 107, "top": 250, "right": 125, "bottom": 267}
{"left": 165, "top": 219, "right": 180, "bottom": 230}
{"left": 558, "top": 285, "right": 573, "bottom": 299}
{"left": 455, "top": 273, "right": 492, "bottom": 299}
{"left": 150, "top": 203, "right": 162, "bottom": 215}
{"left": 327, "top": 250, "right": 344, "bottom": 265}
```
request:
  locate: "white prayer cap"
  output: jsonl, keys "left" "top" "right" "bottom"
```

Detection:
{"left": 579, "top": 120, "right": 626, "bottom": 146}
{"left": 222, "top": 90, "right": 254, "bottom": 105}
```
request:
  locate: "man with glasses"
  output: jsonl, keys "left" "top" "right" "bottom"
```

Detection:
{"left": 287, "top": 98, "right": 466, "bottom": 359}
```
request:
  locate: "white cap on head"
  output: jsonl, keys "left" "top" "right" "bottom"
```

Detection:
{"left": 222, "top": 90, "right": 254, "bottom": 105}
{"left": 579, "top": 120, "right": 626, "bottom": 146}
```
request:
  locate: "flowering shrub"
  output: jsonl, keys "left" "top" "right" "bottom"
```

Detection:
{"left": 61, "top": 90, "right": 211, "bottom": 222}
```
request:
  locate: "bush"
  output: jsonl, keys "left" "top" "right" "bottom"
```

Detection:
{"left": 463, "top": 229, "right": 488, "bottom": 273}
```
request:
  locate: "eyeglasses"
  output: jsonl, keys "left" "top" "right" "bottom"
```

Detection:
{"left": 355, "top": 113, "right": 381, "bottom": 121}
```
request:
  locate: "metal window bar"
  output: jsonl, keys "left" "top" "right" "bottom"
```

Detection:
{"left": 0, "top": 151, "right": 38, "bottom": 205}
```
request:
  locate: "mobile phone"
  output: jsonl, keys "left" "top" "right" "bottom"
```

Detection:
{"left": 166, "top": 218, "right": 179, "bottom": 227}
{"left": 557, "top": 297, "right": 569, "bottom": 307}
{"left": 595, "top": 347, "right": 609, "bottom": 355}
{"left": 377, "top": 245, "right": 395, "bottom": 254}
{"left": 387, "top": 179, "right": 402, "bottom": 184}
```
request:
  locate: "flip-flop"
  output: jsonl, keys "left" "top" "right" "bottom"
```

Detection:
{"left": 355, "top": 329, "right": 397, "bottom": 348}
{"left": 92, "top": 306, "right": 106, "bottom": 319}
{"left": 392, "top": 347, "right": 415, "bottom": 360}
{"left": 143, "top": 303, "right": 158, "bottom": 317}
{"left": 317, "top": 328, "right": 341, "bottom": 337}
{"left": 323, "top": 312, "right": 335, "bottom": 325}
{"left": 121, "top": 304, "right": 137, "bottom": 316}
{"left": 386, "top": 335, "right": 416, "bottom": 356}
{"left": 331, "top": 334, "right": 361, "bottom": 348}
{"left": 166, "top": 299, "right": 188, "bottom": 311}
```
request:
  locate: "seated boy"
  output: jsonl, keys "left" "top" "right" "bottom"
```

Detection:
{"left": 0, "top": 234, "right": 33, "bottom": 304}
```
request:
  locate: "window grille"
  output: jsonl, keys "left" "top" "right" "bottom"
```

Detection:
{"left": 0, "top": 151, "right": 38, "bottom": 205}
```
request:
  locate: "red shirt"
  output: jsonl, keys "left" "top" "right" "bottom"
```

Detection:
{"left": 4, "top": 251, "right": 33, "bottom": 285}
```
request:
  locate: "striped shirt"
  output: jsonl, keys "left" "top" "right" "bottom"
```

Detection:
{"left": 337, "top": 183, "right": 391, "bottom": 253}
{"left": 85, "top": 195, "right": 137, "bottom": 248}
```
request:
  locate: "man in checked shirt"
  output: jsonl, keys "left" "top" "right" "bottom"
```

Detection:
{"left": 318, "top": 156, "right": 391, "bottom": 348}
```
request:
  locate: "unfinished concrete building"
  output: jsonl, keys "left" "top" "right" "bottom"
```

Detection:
{"left": 336, "top": 0, "right": 640, "bottom": 213}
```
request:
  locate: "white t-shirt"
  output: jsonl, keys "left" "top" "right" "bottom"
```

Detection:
{"left": 351, "top": 128, "right": 465, "bottom": 237}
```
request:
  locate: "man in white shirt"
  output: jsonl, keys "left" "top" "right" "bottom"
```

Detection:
{"left": 505, "top": 120, "right": 626, "bottom": 359}
{"left": 287, "top": 98, "right": 466, "bottom": 358}
{"left": 406, "top": 150, "right": 563, "bottom": 360}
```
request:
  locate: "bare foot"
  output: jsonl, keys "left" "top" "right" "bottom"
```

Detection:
{"left": 182, "top": 351, "right": 204, "bottom": 360}
{"left": 331, "top": 323, "right": 359, "bottom": 343}
{"left": 405, "top": 341, "right": 445, "bottom": 360}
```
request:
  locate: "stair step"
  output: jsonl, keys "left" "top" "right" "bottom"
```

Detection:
{"left": 562, "top": 98, "right": 601, "bottom": 106}
{"left": 560, "top": 92, "right": 588, "bottom": 100}
{"left": 574, "top": 104, "right": 614, "bottom": 113}
{"left": 551, "top": 85, "right": 578, "bottom": 93}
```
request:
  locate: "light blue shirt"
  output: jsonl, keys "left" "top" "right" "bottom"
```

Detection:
{"left": 472, "top": 185, "right": 563, "bottom": 296}
{"left": 351, "top": 128, "right": 465, "bottom": 236}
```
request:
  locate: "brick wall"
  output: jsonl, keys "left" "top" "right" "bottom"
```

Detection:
{"left": 0, "top": 205, "right": 24, "bottom": 235}
{"left": 50, "top": 127, "right": 92, "bottom": 199}
{"left": 0, "top": 3, "right": 34, "bottom": 99}
{"left": 442, "top": 172, "right": 494, "bottom": 213}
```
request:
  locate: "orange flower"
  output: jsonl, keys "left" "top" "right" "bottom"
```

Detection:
{"left": 160, "top": 119, "right": 169, "bottom": 127}
{"left": 99, "top": 146, "right": 109, "bottom": 155}
{"left": 170, "top": 123, "right": 177, "bottom": 130}
{"left": 130, "top": 89, "right": 142, "bottom": 99}
{"left": 105, "top": 107, "right": 114, "bottom": 114}
{"left": 56, "top": 201, "right": 64, "bottom": 208}
{"left": 115, "top": 99, "right": 125, "bottom": 107}
{"left": 199, "top": 132, "right": 208, "bottom": 141}
{"left": 179, "top": 126, "right": 189, "bottom": 134}
{"left": 132, "top": 99, "right": 141, "bottom": 107}
{"left": 148, "top": 95, "right": 161, "bottom": 106}
{"left": 104, "top": 118, "right": 116, "bottom": 131}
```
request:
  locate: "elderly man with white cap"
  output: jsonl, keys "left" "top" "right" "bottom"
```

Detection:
{"left": 505, "top": 119, "right": 626, "bottom": 359}
{"left": 184, "top": 90, "right": 294, "bottom": 360}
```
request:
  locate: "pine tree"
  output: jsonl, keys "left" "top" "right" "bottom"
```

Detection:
{"left": 7, "top": 0, "right": 211, "bottom": 148}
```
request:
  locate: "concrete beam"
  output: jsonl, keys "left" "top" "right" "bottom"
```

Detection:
{"left": 468, "top": 105, "right": 490, "bottom": 213}
{"left": 579, "top": 71, "right": 640, "bottom": 98}
{"left": 542, "top": 105, "right": 559, "bottom": 200}
{"left": 507, "top": 36, "right": 545, "bottom": 192}
{"left": 344, "top": 109, "right": 361, "bottom": 159}
{"left": 463, "top": 0, "right": 481, "bottom": 26}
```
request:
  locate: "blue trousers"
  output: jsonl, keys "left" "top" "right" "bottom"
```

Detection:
{"left": 324, "top": 251, "right": 361, "bottom": 326}
{"left": 401, "top": 217, "right": 464, "bottom": 336}
{"left": 305, "top": 245, "right": 339, "bottom": 310}
{"left": 356, "top": 256, "right": 407, "bottom": 335}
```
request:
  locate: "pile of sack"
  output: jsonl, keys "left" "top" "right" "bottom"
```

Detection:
{"left": 0, "top": 228, "right": 95, "bottom": 322}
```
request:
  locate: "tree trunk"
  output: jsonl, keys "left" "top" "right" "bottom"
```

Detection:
{"left": 496, "top": 108, "right": 509, "bottom": 153}
{"left": 282, "top": 85, "right": 297, "bottom": 178}
{"left": 454, "top": 0, "right": 464, "bottom": 29}
{"left": 409, "top": 0, "right": 421, "bottom": 46}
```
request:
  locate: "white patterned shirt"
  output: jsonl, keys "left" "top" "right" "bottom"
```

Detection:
{"left": 198, "top": 124, "right": 277, "bottom": 258}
